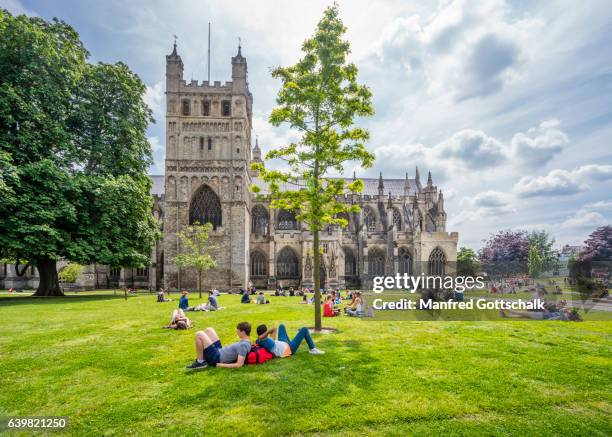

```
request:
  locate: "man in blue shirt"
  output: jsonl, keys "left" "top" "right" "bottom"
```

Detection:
{"left": 179, "top": 290, "right": 189, "bottom": 310}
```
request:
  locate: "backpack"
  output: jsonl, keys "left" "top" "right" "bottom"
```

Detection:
{"left": 246, "top": 345, "right": 274, "bottom": 365}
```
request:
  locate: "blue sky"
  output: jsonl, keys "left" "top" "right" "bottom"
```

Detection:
{"left": 3, "top": 0, "right": 611, "bottom": 249}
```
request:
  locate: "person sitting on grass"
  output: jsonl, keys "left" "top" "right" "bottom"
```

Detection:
{"left": 345, "top": 292, "right": 363, "bottom": 317}
{"left": 256, "top": 324, "right": 325, "bottom": 357}
{"left": 186, "top": 322, "right": 253, "bottom": 370}
{"left": 255, "top": 291, "right": 269, "bottom": 304}
{"left": 189, "top": 290, "right": 223, "bottom": 311}
{"left": 157, "top": 288, "right": 171, "bottom": 302}
{"left": 323, "top": 294, "right": 339, "bottom": 317}
{"left": 179, "top": 290, "right": 189, "bottom": 310}
{"left": 300, "top": 295, "right": 308, "bottom": 304}
{"left": 164, "top": 309, "right": 192, "bottom": 330}
{"left": 241, "top": 291, "right": 251, "bottom": 304}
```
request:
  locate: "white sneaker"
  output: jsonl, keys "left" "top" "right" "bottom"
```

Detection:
{"left": 309, "top": 348, "right": 325, "bottom": 355}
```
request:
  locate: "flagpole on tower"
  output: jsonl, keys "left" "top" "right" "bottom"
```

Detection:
{"left": 207, "top": 22, "right": 211, "bottom": 83}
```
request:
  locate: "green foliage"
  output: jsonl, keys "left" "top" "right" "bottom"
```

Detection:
{"left": 173, "top": 223, "right": 217, "bottom": 297}
{"left": 58, "top": 263, "right": 83, "bottom": 283}
{"left": 528, "top": 245, "right": 543, "bottom": 278}
{"left": 528, "top": 230, "right": 558, "bottom": 272}
{"left": 251, "top": 3, "right": 374, "bottom": 328}
{"left": 0, "top": 10, "right": 158, "bottom": 295}
{"left": 457, "top": 247, "right": 480, "bottom": 276}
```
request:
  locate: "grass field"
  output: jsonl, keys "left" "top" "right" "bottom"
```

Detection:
{"left": 1, "top": 291, "right": 611, "bottom": 436}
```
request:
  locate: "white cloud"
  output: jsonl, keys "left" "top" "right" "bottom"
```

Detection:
{"left": 144, "top": 81, "right": 164, "bottom": 124}
{"left": 148, "top": 136, "right": 165, "bottom": 175}
{"left": 574, "top": 164, "right": 612, "bottom": 181}
{"left": 450, "top": 190, "right": 515, "bottom": 226}
{"left": 514, "top": 169, "right": 586, "bottom": 198}
{"left": 514, "top": 164, "right": 612, "bottom": 198}
{"left": 438, "top": 129, "right": 508, "bottom": 167}
{"left": 373, "top": 0, "right": 541, "bottom": 101}
{"left": 0, "top": 0, "right": 36, "bottom": 16}
{"left": 511, "top": 118, "right": 568, "bottom": 168}
{"left": 585, "top": 200, "right": 612, "bottom": 209}
{"left": 560, "top": 209, "right": 607, "bottom": 229}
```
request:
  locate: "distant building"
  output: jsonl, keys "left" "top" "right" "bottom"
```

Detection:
{"left": 558, "top": 244, "right": 584, "bottom": 276}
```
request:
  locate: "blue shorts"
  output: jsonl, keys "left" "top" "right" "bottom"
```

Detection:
{"left": 204, "top": 340, "right": 222, "bottom": 366}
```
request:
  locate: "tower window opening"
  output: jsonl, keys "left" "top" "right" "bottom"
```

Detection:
{"left": 182, "top": 100, "right": 190, "bottom": 116}
{"left": 222, "top": 100, "right": 231, "bottom": 116}
{"left": 207, "top": 138, "right": 212, "bottom": 150}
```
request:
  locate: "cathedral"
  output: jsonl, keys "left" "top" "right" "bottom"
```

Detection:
{"left": 153, "top": 43, "right": 458, "bottom": 291}
{"left": 0, "top": 44, "right": 458, "bottom": 292}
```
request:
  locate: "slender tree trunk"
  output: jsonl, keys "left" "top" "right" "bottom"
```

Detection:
{"left": 313, "top": 230, "right": 322, "bottom": 331}
{"left": 198, "top": 270, "right": 202, "bottom": 299}
{"left": 33, "top": 257, "right": 63, "bottom": 296}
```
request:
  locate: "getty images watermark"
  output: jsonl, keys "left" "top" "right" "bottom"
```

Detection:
{"left": 363, "top": 272, "right": 548, "bottom": 321}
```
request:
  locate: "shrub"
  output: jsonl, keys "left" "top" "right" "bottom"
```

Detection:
{"left": 58, "top": 263, "right": 83, "bottom": 283}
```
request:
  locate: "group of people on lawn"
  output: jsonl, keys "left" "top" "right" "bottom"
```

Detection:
{"left": 186, "top": 321, "right": 325, "bottom": 370}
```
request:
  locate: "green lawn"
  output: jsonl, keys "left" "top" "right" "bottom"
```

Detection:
{"left": 1, "top": 291, "right": 611, "bottom": 436}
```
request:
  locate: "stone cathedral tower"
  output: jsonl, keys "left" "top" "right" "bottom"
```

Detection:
{"left": 163, "top": 42, "right": 253, "bottom": 290}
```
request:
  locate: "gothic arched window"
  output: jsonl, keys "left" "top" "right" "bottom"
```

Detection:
{"left": 428, "top": 247, "right": 446, "bottom": 276}
{"left": 392, "top": 208, "right": 402, "bottom": 230}
{"left": 364, "top": 207, "right": 376, "bottom": 232}
{"left": 189, "top": 185, "right": 222, "bottom": 229}
{"left": 398, "top": 247, "right": 412, "bottom": 275}
{"left": 368, "top": 248, "right": 385, "bottom": 276}
{"left": 277, "top": 247, "right": 299, "bottom": 278}
{"left": 250, "top": 251, "right": 267, "bottom": 277}
{"left": 344, "top": 247, "right": 357, "bottom": 277}
{"left": 277, "top": 210, "right": 298, "bottom": 230}
{"left": 251, "top": 205, "right": 269, "bottom": 236}
{"left": 182, "top": 99, "right": 190, "bottom": 116}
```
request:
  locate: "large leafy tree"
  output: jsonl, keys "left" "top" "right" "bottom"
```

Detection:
{"left": 173, "top": 223, "right": 218, "bottom": 299}
{"left": 252, "top": 3, "right": 374, "bottom": 330}
{"left": 580, "top": 225, "right": 612, "bottom": 261}
{"left": 0, "top": 11, "right": 158, "bottom": 296}
{"left": 478, "top": 230, "right": 531, "bottom": 277}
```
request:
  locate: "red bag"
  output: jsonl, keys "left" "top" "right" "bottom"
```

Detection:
{"left": 246, "top": 344, "right": 275, "bottom": 365}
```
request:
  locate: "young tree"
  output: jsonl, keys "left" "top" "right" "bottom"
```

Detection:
{"left": 528, "top": 245, "right": 543, "bottom": 278}
{"left": 0, "top": 11, "right": 158, "bottom": 295}
{"left": 251, "top": 4, "right": 375, "bottom": 330}
{"left": 528, "top": 230, "right": 557, "bottom": 272}
{"left": 173, "top": 223, "right": 217, "bottom": 298}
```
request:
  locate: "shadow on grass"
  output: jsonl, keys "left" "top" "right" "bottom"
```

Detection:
{"left": 179, "top": 333, "right": 383, "bottom": 415}
{"left": 0, "top": 293, "right": 127, "bottom": 307}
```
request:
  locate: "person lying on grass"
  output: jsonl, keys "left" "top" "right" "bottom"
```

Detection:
{"left": 164, "top": 309, "right": 192, "bottom": 330}
{"left": 256, "top": 324, "right": 325, "bottom": 357}
{"left": 186, "top": 322, "right": 252, "bottom": 370}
